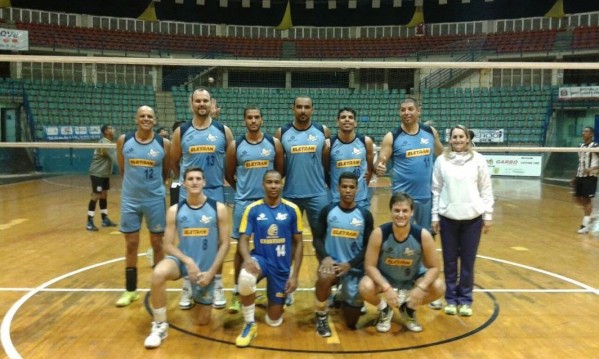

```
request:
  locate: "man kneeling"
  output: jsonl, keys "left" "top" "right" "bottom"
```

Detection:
{"left": 144, "top": 167, "right": 230, "bottom": 349}
{"left": 359, "top": 192, "right": 445, "bottom": 333}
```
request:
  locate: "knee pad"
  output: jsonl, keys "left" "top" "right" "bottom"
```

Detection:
{"left": 265, "top": 313, "right": 283, "bottom": 327}
{"left": 238, "top": 268, "right": 257, "bottom": 296}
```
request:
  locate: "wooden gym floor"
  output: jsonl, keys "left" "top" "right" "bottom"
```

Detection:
{"left": 1, "top": 175, "right": 599, "bottom": 358}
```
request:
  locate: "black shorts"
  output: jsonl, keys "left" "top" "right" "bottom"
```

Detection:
{"left": 574, "top": 176, "right": 597, "bottom": 198}
{"left": 90, "top": 175, "right": 110, "bottom": 193}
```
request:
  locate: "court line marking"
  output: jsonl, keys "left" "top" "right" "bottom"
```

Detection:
{"left": 0, "top": 287, "right": 595, "bottom": 293}
{"left": 2, "top": 253, "right": 599, "bottom": 359}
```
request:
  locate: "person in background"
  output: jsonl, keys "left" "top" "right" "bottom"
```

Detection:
{"left": 157, "top": 127, "right": 170, "bottom": 140}
{"left": 571, "top": 126, "right": 599, "bottom": 234}
{"left": 86, "top": 124, "right": 118, "bottom": 231}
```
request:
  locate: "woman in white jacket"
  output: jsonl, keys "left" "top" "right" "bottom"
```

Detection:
{"left": 431, "top": 125, "right": 494, "bottom": 317}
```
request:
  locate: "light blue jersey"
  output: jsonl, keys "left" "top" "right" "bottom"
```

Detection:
{"left": 280, "top": 122, "right": 327, "bottom": 198}
{"left": 121, "top": 133, "right": 165, "bottom": 201}
{"left": 234, "top": 134, "right": 276, "bottom": 201}
{"left": 176, "top": 198, "right": 220, "bottom": 272}
{"left": 178, "top": 120, "right": 227, "bottom": 201}
{"left": 391, "top": 124, "right": 435, "bottom": 201}
{"left": 330, "top": 135, "right": 369, "bottom": 204}
{"left": 377, "top": 223, "right": 425, "bottom": 289}
{"left": 321, "top": 204, "right": 373, "bottom": 272}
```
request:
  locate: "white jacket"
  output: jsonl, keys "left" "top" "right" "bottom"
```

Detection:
{"left": 432, "top": 151, "right": 494, "bottom": 222}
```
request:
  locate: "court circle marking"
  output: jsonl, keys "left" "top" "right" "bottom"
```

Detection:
{"left": 2, "top": 254, "right": 597, "bottom": 358}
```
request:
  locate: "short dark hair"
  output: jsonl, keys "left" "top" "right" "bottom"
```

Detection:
{"left": 338, "top": 171, "right": 358, "bottom": 186}
{"left": 100, "top": 124, "right": 112, "bottom": 134}
{"left": 183, "top": 166, "right": 204, "bottom": 180}
{"left": 263, "top": 169, "right": 282, "bottom": 181}
{"left": 293, "top": 96, "right": 314, "bottom": 107}
{"left": 337, "top": 107, "right": 356, "bottom": 119}
{"left": 244, "top": 106, "right": 262, "bottom": 118}
{"left": 389, "top": 192, "right": 414, "bottom": 210}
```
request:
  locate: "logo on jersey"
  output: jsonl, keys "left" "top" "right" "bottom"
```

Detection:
{"left": 331, "top": 228, "right": 359, "bottom": 239}
{"left": 258, "top": 224, "right": 286, "bottom": 245}
{"left": 420, "top": 137, "right": 430, "bottom": 145}
{"left": 148, "top": 148, "right": 161, "bottom": 158}
{"left": 261, "top": 148, "right": 272, "bottom": 157}
{"left": 200, "top": 215, "right": 212, "bottom": 224}
{"left": 406, "top": 148, "right": 430, "bottom": 158}
{"left": 276, "top": 212, "right": 288, "bottom": 221}
{"left": 307, "top": 134, "right": 319, "bottom": 142}
{"left": 384, "top": 257, "right": 413, "bottom": 266}
{"left": 350, "top": 217, "right": 363, "bottom": 227}
{"left": 183, "top": 227, "right": 209, "bottom": 236}
{"left": 352, "top": 147, "right": 363, "bottom": 155}
{"left": 403, "top": 247, "right": 415, "bottom": 256}
{"left": 290, "top": 145, "right": 316, "bottom": 153}
{"left": 189, "top": 145, "right": 216, "bottom": 154}
{"left": 257, "top": 213, "right": 268, "bottom": 221}
{"left": 336, "top": 159, "right": 361, "bottom": 168}
{"left": 128, "top": 158, "right": 155, "bottom": 167}
{"left": 245, "top": 160, "right": 269, "bottom": 169}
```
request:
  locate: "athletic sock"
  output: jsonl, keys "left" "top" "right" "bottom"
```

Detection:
{"left": 125, "top": 267, "right": 137, "bottom": 292}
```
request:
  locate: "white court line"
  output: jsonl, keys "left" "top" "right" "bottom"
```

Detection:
{"left": 1, "top": 256, "right": 124, "bottom": 359}
{"left": 0, "top": 287, "right": 595, "bottom": 293}
{"left": 2, "top": 253, "right": 599, "bottom": 359}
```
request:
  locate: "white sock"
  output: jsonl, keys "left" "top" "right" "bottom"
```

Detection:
{"left": 242, "top": 303, "right": 255, "bottom": 323}
{"left": 583, "top": 216, "right": 591, "bottom": 226}
{"left": 214, "top": 274, "right": 223, "bottom": 287}
{"left": 152, "top": 307, "right": 167, "bottom": 323}
{"left": 377, "top": 300, "right": 388, "bottom": 311}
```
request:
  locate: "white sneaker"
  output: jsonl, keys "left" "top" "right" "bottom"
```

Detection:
{"left": 375, "top": 305, "right": 393, "bottom": 333}
{"left": 213, "top": 284, "right": 226, "bottom": 309}
{"left": 428, "top": 299, "right": 443, "bottom": 310}
{"left": 144, "top": 321, "right": 168, "bottom": 349}
{"left": 179, "top": 277, "right": 193, "bottom": 310}
{"left": 285, "top": 292, "right": 295, "bottom": 306}
{"left": 578, "top": 225, "right": 590, "bottom": 234}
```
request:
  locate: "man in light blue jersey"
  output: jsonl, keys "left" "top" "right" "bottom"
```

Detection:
{"left": 235, "top": 170, "right": 303, "bottom": 348}
{"left": 115, "top": 106, "right": 170, "bottom": 308}
{"left": 375, "top": 97, "right": 443, "bottom": 232}
{"left": 170, "top": 87, "right": 234, "bottom": 310}
{"left": 329, "top": 107, "right": 374, "bottom": 210}
{"left": 225, "top": 106, "right": 284, "bottom": 313}
{"left": 312, "top": 172, "right": 374, "bottom": 337}
{"left": 144, "top": 167, "right": 230, "bottom": 349}
{"left": 275, "top": 96, "right": 330, "bottom": 304}
{"left": 359, "top": 192, "right": 445, "bottom": 334}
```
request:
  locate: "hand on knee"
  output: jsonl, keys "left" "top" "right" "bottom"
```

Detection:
{"left": 238, "top": 268, "right": 257, "bottom": 296}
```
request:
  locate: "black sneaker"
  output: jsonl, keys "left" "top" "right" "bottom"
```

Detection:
{"left": 315, "top": 313, "right": 332, "bottom": 337}
{"left": 102, "top": 217, "right": 117, "bottom": 227}
{"left": 86, "top": 220, "right": 99, "bottom": 231}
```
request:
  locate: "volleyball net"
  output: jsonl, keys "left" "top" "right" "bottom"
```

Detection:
{"left": 0, "top": 55, "right": 598, "bottom": 181}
